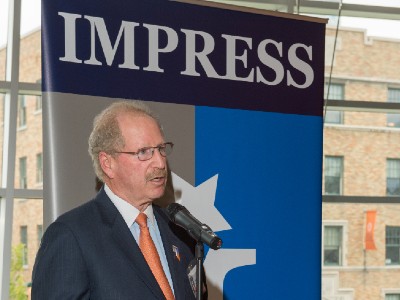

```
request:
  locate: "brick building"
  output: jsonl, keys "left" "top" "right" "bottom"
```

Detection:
{"left": 322, "top": 26, "right": 400, "bottom": 300}
{"left": 1, "top": 23, "right": 400, "bottom": 299}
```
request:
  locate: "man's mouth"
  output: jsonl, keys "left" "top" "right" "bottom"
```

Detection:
{"left": 146, "top": 170, "right": 167, "bottom": 182}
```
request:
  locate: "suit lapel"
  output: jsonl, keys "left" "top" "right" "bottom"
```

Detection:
{"left": 94, "top": 190, "right": 165, "bottom": 300}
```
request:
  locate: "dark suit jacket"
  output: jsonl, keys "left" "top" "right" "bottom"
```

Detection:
{"left": 32, "top": 188, "right": 201, "bottom": 299}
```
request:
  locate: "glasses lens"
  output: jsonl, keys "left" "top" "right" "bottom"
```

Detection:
{"left": 137, "top": 148, "right": 153, "bottom": 161}
{"left": 160, "top": 143, "right": 173, "bottom": 157}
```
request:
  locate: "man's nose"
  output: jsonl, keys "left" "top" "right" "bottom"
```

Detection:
{"left": 151, "top": 148, "right": 166, "bottom": 168}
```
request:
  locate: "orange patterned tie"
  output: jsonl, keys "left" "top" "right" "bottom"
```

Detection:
{"left": 136, "top": 213, "right": 175, "bottom": 300}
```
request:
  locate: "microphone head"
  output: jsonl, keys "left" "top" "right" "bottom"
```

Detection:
{"left": 166, "top": 203, "right": 185, "bottom": 222}
{"left": 166, "top": 203, "right": 223, "bottom": 250}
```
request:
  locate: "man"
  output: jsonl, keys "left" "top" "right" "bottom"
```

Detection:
{"left": 32, "top": 100, "right": 204, "bottom": 299}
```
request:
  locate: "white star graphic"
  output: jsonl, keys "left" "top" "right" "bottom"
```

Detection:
{"left": 170, "top": 172, "right": 232, "bottom": 232}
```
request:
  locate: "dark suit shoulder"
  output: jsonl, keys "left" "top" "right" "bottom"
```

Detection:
{"left": 55, "top": 190, "right": 117, "bottom": 227}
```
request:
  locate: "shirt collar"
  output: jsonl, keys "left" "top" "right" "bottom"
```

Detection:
{"left": 104, "top": 184, "right": 155, "bottom": 228}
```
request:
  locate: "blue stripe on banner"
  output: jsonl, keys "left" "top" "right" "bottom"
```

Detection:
{"left": 195, "top": 106, "right": 322, "bottom": 298}
{"left": 42, "top": 0, "right": 325, "bottom": 116}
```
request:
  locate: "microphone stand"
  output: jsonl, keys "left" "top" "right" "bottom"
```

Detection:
{"left": 195, "top": 241, "right": 204, "bottom": 300}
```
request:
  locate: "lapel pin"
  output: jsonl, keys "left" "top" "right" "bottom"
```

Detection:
{"left": 172, "top": 245, "right": 180, "bottom": 261}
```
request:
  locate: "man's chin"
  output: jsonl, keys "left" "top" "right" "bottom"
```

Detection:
{"left": 150, "top": 188, "right": 166, "bottom": 201}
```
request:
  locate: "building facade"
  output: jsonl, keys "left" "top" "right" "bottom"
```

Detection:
{"left": 322, "top": 26, "right": 400, "bottom": 300}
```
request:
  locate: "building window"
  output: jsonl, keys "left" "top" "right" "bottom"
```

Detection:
{"left": 325, "top": 83, "right": 344, "bottom": 124}
{"left": 324, "top": 225, "right": 343, "bottom": 266}
{"left": 20, "top": 226, "right": 28, "bottom": 266}
{"left": 19, "top": 157, "right": 28, "bottom": 189}
{"left": 36, "top": 153, "right": 43, "bottom": 184}
{"left": 35, "top": 95, "right": 42, "bottom": 112}
{"left": 386, "top": 226, "right": 400, "bottom": 265}
{"left": 387, "top": 88, "right": 400, "bottom": 128}
{"left": 387, "top": 159, "right": 400, "bottom": 196}
{"left": 386, "top": 295, "right": 400, "bottom": 300}
{"left": 324, "top": 156, "right": 343, "bottom": 195}
{"left": 37, "top": 224, "right": 43, "bottom": 245}
{"left": 18, "top": 95, "right": 27, "bottom": 128}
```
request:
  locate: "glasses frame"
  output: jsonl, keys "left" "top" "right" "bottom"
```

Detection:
{"left": 114, "top": 142, "right": 174, "bottom": 161}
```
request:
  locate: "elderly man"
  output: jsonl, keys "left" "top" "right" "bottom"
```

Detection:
{"left": 32, "top": 100, "right": 205, "bottom": 300}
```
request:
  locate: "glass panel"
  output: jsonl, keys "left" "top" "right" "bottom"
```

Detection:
{"left": 387, "top": 159, "right": 400, "bottom": 196}
{"left": 0, "top": 0, "right": 8, "bottom": 81}
{"left": 324, "top": 226, "right": 342, "bottom": 266}
{"left": 387, "top": 113, "right": 400, "bottom": 128}
{"left": 11, "top": 198, "right": 43, "bottom": 299}
{"left": 15, "top": 94, "right": 42, "bottom": 189}
{"left": 325, "top": 83, "right": 344, "bottom": 124}
{"left": 386, "top": 226, "right": 400, "bottom": 265}
{"left": 0, "top": 93, "right": 4, "bottom": 187}
{"left": 324, "top": 156, "right": 342, "bottom": 195}
{"left": 20, "top": 225, "right": 28, "bottom": 266}
{"left": 387, "top": 88, "right": 400, "bottom": 128}
{"left": 19, "top": 0, "right": 41, "bottom": 83}
{"left": 321, "top": 8, "right": 400, "bottom": 300}
{"left": 325, "top": 110, "right": 343, "bottom": 124}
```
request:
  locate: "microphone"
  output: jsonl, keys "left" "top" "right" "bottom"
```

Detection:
{"left": 166, "top": 203, "right": 222, "bottom": 250}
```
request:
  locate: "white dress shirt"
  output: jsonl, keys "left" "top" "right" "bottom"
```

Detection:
{"left": 104, "top": 184, "right": 174, "bottom": 294}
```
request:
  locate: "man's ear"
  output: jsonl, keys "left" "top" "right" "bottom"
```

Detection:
{"left": 99, "top": 151, "right": 115, "bottom": 179}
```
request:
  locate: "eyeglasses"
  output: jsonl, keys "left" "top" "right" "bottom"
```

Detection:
{"left": 115, "top": 142, "right": 174, "bottom": 161}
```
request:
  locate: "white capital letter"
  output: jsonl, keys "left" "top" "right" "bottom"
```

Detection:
{"left": 222, "top": 34, "right": 254, "bottom": 82}
{"left": 180, "top": 29, "right": 223, "bottom": 79}
{"left": 143, "top": 24, "right": 178, "bottom": 73}
{"left": 256, "top": 39, "right": 284, "bottom": 85}
{"left": 58, "top": 12, "right": 82, "bottom": 63}
{"left": 287, "top": 43, "right": 314, "bottom": 89}
{"left": 84, "top": 16, "right": 140, "bottom": 69}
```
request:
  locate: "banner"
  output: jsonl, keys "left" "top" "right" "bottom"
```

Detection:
{"left": 365, "top": 210, "right": 377, "bottom": 250}
{"left": 42, "top": 0, "right": 326, "bottom": 298}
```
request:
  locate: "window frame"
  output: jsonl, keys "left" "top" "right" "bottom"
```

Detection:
{"left": 387, "top": 158, "right": 400, "bottom": 196}
{"left": 322, "top": 221, "right": 348, "bottom": 268}
{"left": 383, "top": 288, "right": 400, "bottom": 300}
{"left": 324, "top": 82, "right": 344, "bottom": 124}
{"left": 0, "top": 0, "right": 43, "bottom": 298}
{"left": 386, "top": 294, "right": 400, "bottom": 300}
{"left": 386, "top": 226, "right": 400, "bottom": 266}
{"left": 387, "top": 88, "right": 400, "bottom": 128}
{"left": 324, "top": 156, "right": 344, "bottom": 195}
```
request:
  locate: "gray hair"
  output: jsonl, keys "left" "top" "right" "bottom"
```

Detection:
{"left": 88, "top": 100, "right": 162, "bottom": 182}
